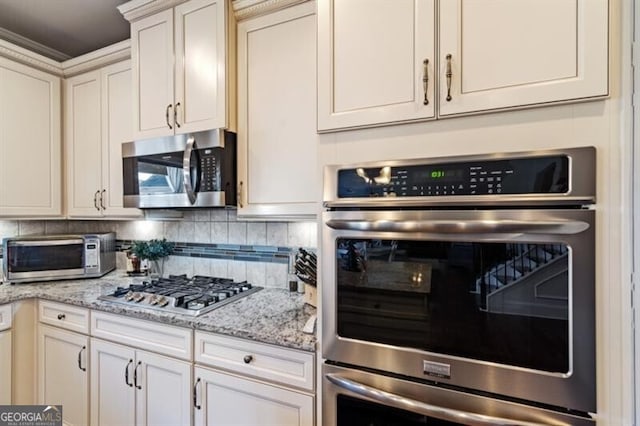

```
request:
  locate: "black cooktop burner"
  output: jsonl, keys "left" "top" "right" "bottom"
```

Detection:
{"left": 99, "top": 274, "right": 262, "bottom": 316}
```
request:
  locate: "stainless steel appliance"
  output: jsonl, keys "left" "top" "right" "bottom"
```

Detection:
{"left": 322, "top": 147, "right": 597, "bottom": 424}
{"left": 3, "top": 232, "right": 116, "bottom": 283}
{"left": 122, "top": 129, "right": 236, "bottom": 208}
{"left": 98, "top": 275, "right": 262, "bottom": 316}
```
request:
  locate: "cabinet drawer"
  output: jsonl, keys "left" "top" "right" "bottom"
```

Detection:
{"left": 39, "top": 301, "right": 89, "bottom": 334}
{"left": 195, "top": 332, "right": 314, "bottom": 391}
{"left": 91, "top": 311, "right": 192, "bottom": 360}
{"left": 0, "top": 304, "right": 11, "bottom": 331}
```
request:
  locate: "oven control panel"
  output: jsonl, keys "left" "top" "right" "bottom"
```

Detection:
{"left": 337, "top": 155, "right": 570, "bottom": 198}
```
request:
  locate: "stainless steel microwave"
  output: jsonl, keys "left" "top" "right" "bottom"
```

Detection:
{"left": 122, "top": 129, "right": 237, "bottom": 209}
{"left": 2, "top": 233, "right": 116, "bottom": 283}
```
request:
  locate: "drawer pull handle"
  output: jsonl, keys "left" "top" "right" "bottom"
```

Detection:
{"left": 134, "top": 361, "right": 142, "bottom": 389}
{"left": 193, "top": 377, "right": 201, "bottom": 410}
{"left": 57, "top": 314, "right": 66, "bottom": 320}
{"left": 243, "top": 355, "right": 253, "bottom": 364}
{"left": 77, "top": 346, "right": 86, "bottom": 372}
{"left": 125, "top": 359, "right": 133, "bottom": 387}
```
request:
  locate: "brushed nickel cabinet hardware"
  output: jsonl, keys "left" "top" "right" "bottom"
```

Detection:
{"left": 94, "top": 190, "right": 100, "bottom": 211}
{"left": 175, "top": 102, "right": 181, "bottom": 128}
{"left": 134, "top": 361, "right": 142, "bottom": 389}
{"left": 422, "top": 59, "right": 429, "bottom": 105}
{"left": 166, "top": 104, "right": 173, "bottom": 130}
{"left": 100, "top": 189, "right": 106, "bottom": 210}
{"left": 193, "top": 378, "right": 202, "bottom": 410}
{"left": 125, "top": 359, "right": 133, "bottom": 387}
{"left": 77, "top": 346, "right": 86, "bottom": 372}
{"left": 57, "top": 313, "right": 66, "bottom": 320}
{"left": 243, "top": 355, "right": 253, "bottom": 364}
{"left": 445, "top": 54, "right": 453, "bottom": 102}
{"left": 238, "top": 181, "right": 244, "bottom": 208}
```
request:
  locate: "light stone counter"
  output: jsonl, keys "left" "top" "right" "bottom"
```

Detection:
{"left": 0, "top": 271, "right": 317, "bottom": 352}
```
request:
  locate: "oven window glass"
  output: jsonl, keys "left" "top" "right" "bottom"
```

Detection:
{"left": 337, "top": 395, "right": 460, "bottom": 425}
{"left": 8, "top": 244, "right": 84, "bottom": 272}
{"left": 336, "top": 239, "right": 570, "bottom": 373}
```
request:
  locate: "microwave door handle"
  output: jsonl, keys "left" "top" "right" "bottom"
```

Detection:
{"left": 326, "top": 374, "right": 549, "bottom": 426}
{"left": 325, "top": 219, "right": 590, "bottom": 235}
{"left": 183, "top": 136, "right": 197, "bottom": 204}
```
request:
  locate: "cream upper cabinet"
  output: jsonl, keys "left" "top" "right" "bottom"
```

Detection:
{"left": 317, "top": 0, "right": 436, "bottom": 132}
{"left": 237, "top": 1, "right": 319, "bottom": 219}
{"left": 65, "top": 60, "right": 142, "bottom": 218}
{"left": 437, "top": 0, "right": 608, "bottom": 116}
{"left": 0, "top": 58, "right": 62, "bottom": 217}
{"left": 317, "top": 0, "right": 608, "bottom": 131}
{"left": 131, "top": 0, "right": 230, "bottom": 139}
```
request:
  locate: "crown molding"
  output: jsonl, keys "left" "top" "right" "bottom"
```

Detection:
{"left": 61, "top": 40, "right": 131, "bottom": 77}
{"left": 0, "top": 38, "right": 63, "bottom": 76}
{"left": 232, "top": 0, "right": 311, "bottom": 21}
{"left": 118, "top": 0, "right": 189, "bottom": 22}
{"left": 0, "top": 27, "right": 71, "bottom": 62}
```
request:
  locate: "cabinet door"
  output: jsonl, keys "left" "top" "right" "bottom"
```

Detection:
{"left": 65, "top": 70, "right": 103, "bottom": 217}
{"left": 0, "top": 58, "right": 62, "bottom": 217}
{"left": 135, "top": 350, "right": 191, "bottom": 426}
{"left": 38, "top": 325, "right": 89, "bottom": 426}
{"left": 194, "top": 366, "right": 314, "bottom": 426}
{"left": 90, "top": 339, "right": 136, "bottom": 426}
{"left": 132, "top": 8, "right": 175, "bottom": 139}
{"left": 438, "top": 0, "right": 608, "bottom": 116}
{"left": 317, "top": 0, "right": 435, "bottom": 132}
{"left": 0, "top": 330, "right": 11, "bottom": 405}
{"left": 101, "top": 60, "right": 143, "bottom": 218}
{"left": 237, "top": 2, "right": 319, "bottom": 219}
{"left": 175, "top": 0, "right": 227, "bottom": 133}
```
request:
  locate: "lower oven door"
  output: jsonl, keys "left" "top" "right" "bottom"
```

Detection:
{"left": 323, "top": 363, "right": 595, "bottom": 426}
{"left": 322, "top": 208, "right": 595, "bottom": 413}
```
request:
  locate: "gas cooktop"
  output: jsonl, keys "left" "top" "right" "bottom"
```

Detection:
{"left": 98, "top": 275, "right": 262, "bottom": 317}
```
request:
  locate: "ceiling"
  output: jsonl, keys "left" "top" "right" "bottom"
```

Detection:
{"left": 0, "top": 0, "right": 130, "bottom": 62}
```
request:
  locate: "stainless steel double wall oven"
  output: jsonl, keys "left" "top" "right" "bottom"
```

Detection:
{"left": 322, "top": 147, "right": 597, "bottom": 425}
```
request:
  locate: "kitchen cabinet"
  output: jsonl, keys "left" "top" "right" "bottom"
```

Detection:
{"left": 129, "top": 0, "right": 232, "bottom": 139}
{"left": 0, "top": 304, "right": 12, "bottom": 405}
{"left": 90, "top": 338, "right": 192, "bottom": 426}
{"left": 37, "top": 301, "right": 90, "bottom": 426}
{"left": 0, "top": 57, "right": 62, "bottom": 217}
{"left": 194, "top": 332, "right": 315, "bottom": 426}
{"left": 317, "top": 0, "right": 608, "bottom": 132}
{"left": 90, "top": 311, "right": 192, "bottom": 426}
{"left": 65, "top": 60, "right": 142, "bottom": 218}
{"left": 237, "top": 1, "right": 319, "bottom": 219}
{"left": 38, "top": 325, "right": 89, "bottom": 426}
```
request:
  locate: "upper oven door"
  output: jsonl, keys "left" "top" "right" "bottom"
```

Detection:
{"left": 322, "top": 208, "right": 595, "bottom": 413}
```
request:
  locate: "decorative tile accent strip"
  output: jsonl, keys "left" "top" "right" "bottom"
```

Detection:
{"left": 116, "top": 240, "right": 303, "bottom": 264}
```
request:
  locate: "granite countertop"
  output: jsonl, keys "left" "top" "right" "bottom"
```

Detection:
{"left": 0, "top": 271, "right": 317, "bottom": 352}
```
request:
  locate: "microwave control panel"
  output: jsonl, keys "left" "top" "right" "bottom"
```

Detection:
{"left": 85, "top": 239, "right": 99, "bottom": 271}
{"left": 199, "top": 148, "right": 221, "bottom": 192}
{"left": 337, "top": 155, "right": 570, "bottom": 198}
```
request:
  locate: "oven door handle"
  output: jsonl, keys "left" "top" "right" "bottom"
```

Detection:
{"left": 325, "top": 219, "right": 589, "bottom": 235}
{"left": 326, "top": 374, "right": 549, "bottom": 426}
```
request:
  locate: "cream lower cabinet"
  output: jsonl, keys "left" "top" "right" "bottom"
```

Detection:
{"left": 38, "top": 325, "right": 89, "bottom": 426}
{"left": 65, "top": 60, "right": 142, "bottom": 218}
{"left": 237, "top": 1, "right": 319, "bottom": 219}
{"left": 0, "top": 304, "right": 12, "bottom": 404}
{"left": 194, "top": 332, "right": 315, "bottom": 426}
{"left": 0, "top": 57, "right": 61, "bottom": 217}
{"left": 317, "top": 0, "right": 608, "bottom": 131}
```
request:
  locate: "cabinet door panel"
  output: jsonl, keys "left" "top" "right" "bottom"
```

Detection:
{"left": 101, "top": 60, "right": 142, "bottom": 218}
{"left": 194, "top": 367, "right": 313, "bottom": 426}
{"left": 65, "top": 71, "right": 102, "bottom": 217}
{"left": 132, "top": 9, "right": 175, "bottom": 139}
{"left": 438, "top": 0, "right": 608, "bottom": 115}
{"left": 175, "top": 0, "right": 226, "bottom": 133}
{"left": 0, "top": 59, "right": 61, "bottom": 216}
{"left": 0, "top": 330, "right": 11, "bottom": 405}
{"left": 136, "top": 351, "right": 191, "bottom": 426}
{"left": 318, "top": 0, "right": 435, "bottom": 131}
{"left": 90, "top": 339, "right": 136, "bottom": 426}
{"left": 38, "top": 325, "right": 88, "bottom": 426}
{"left": 237, "top": 2, "right": 319, "bottom": 218}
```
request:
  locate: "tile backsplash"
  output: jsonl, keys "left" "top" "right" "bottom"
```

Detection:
{"left": 0, "top": 210, "right": 317, "bottom": 289}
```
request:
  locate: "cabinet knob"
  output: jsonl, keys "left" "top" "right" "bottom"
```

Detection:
{"left": 57, "top": 314, "right": 66, "bottom": 320}
{"left": 243, "top": 355, "right": 253, "bottom": 364}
